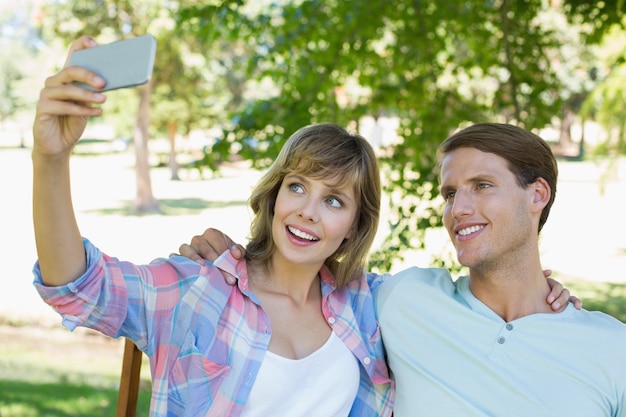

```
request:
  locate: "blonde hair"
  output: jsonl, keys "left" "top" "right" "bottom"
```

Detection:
{"left": 246, "top": 123, "right": 381, "bottom": 288}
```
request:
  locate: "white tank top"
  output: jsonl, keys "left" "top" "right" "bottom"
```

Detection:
{"left": 240, "top": 331, "right": 360, "bottom": 417}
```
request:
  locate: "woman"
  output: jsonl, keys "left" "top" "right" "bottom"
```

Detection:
{"left": 32, "top": 36, "right": 393, "bottom": 416}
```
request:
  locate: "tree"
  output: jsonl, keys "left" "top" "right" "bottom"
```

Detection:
{"left": 0, "top": 1, "right": 45, "bottom": 147}
{"left": 150, "top": 18, "right": 243, "bottom": 180}
{"left": 0, "top": 44, "right": 24, "bottom": 123}
{"left": 562, "top": 0, "right": 625, "bottom": 43}
{"left": 36, "top": 0, "right": 175, "bottom": 212}
{"left": 580, "top": 26, "right": 626, "bottom": 155}
{"left": 563, "top": 0, "right": 626, "bottom": 156}
{"left": 180, "top": 0, "right": 570, "bottom": 271}
{"left": 37, "top": 0, "right": 243, "bottom": 202}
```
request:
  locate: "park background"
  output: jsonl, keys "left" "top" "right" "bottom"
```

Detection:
{"left": 1, "top": 1, "right": 626, "bottom": 416}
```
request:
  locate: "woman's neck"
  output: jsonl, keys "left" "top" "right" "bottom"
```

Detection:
{"left": 248, "top": 256, "right": 323, "bottom": 305}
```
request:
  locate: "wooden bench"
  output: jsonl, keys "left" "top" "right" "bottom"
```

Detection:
{"left": 116, "top": 338, "right": 143, "bottom": 417}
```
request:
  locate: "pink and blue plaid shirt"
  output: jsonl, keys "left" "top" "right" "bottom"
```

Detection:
{"left": 33, "top": 239, "right": 394, "bottom": 416}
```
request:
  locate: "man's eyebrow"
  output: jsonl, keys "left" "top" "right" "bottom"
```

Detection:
{"left": 439, "top": 173, "right": 498, "bottom": 193}
{"left": 439, "top": 184, "right": 453, "bottom": 195}
{"left": 468, "top": 173, "right": 498, "bottom": 183}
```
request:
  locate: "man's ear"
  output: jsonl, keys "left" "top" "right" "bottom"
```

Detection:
{"left": 531, "top": 177, "right": 551, "bottom": 211}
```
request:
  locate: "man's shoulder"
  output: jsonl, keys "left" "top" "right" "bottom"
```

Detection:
{"left": 575, "top": 307, "right": 626, "bottom": 332}
{"left": 395, "top": 265, "right": 452, "bottom": 276}
{"left": 563, "top": 309, "right": 626, "bottom": 371}
{"left": 554, "top": 307, "right": 626, "bottom": 351}
{"left": 373, "top": 266, "right": 457, "bottom": 304}
{"left": 391, "top": 266, "right": 455, "bottom": 287}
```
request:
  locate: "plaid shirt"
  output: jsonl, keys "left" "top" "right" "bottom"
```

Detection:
{"left": 34, "top": 239, "right": 394, "bottom": 416}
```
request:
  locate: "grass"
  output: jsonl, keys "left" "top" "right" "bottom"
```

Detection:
{"left": 0, "top": 380, "right": 150, "bottom": 417}
{"left": 0, "top": 326, "right": 151, "bottom": 417}
{"left": 0, "top": 279, "right": 623, "bottom": 417}
{"left": 0, "top": 354, "right": 152, "bottom": 414}
{"left": 562, "top": 279, "right": 626, "bottom": 323}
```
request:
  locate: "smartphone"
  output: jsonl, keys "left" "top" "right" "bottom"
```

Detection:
{"left": 68, "top": 35, "right": 157, "bottom": 92}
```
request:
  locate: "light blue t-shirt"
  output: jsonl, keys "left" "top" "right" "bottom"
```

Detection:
{"left": 373, "top": 266, "right": 626, "bottom": 417}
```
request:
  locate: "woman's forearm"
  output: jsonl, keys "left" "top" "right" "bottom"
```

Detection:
{"left": 32, "top": 152, "right": 86, "bottom": 286}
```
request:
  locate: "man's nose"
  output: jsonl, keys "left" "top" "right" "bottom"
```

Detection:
{"left": 451, "top": 189, "right": 474, "bottom": 218}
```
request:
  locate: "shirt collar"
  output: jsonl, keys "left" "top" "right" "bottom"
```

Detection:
{"left": 213, "top": 251, "right": 339, "bottom": 297}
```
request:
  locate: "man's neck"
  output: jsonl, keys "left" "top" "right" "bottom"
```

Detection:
{"left": 468, "top": 265, "right": 554, "bottom": 322}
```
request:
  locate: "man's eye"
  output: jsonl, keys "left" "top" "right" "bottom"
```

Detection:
{"left": 444, "top": 191, "right": 455, "bottom": 202}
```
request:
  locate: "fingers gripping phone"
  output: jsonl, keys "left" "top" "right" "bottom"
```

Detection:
{"left": 69, "top": 35, "right": 157, "bottom": 92}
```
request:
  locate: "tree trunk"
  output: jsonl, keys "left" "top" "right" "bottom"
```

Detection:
{"left": 578, "top": 118, "right": 586, "bottom": 160}
{"left": 133, "top": 83, "right": 159, "bottom": 213}
{"left": 167, "top": 120, "right": 180, "bottom": 181}
{"left": 559, "top": 108, "right": 575, "bottom": 150}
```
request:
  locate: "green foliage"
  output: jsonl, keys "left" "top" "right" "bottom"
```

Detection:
{"left": 579, "top": 25, "right": 626, "bottom": 155}
{"left": 33, "top": 0, "right": 620, "bottom": 267}
{"left": 563, "top": 0, "right": 626, "bottom": 43}
{"left": 179, "top": 0, "right": 568, "bottom": 271}
{"left": 101, "top": 87, "right": 138, "bottom": 138}
{"left": 561, "top": 0, "right": 626, "bottom": 156}
{"left": 36, "top": 0, "right": 227, "bottom": 146}
{"left": 0, "top": 5, "right": 42, "bottom": 122}
{"left": 0, "top": 45, "right": 24, "bottom": 121}
{"left": 36, "top": 0, "right": 163, "bottom": 142}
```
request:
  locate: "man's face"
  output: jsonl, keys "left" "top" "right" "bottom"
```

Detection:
{"left": 439, "top": 147, "right": 537, "bottom": 271}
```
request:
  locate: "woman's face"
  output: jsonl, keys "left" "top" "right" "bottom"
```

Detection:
{"left": 271, "top": 172, "right": 358, "bottom": 269}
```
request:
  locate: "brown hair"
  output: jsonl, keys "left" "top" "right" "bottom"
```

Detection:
{"left": 438, "top": 123, "right": 558, "bottom": 232}
{"left": 245, "top": 123, "right": 381, "bottom": 288}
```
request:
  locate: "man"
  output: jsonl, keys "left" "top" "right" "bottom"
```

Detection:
{"left": 182, "top": 123, "right": 623, "bottom": 416}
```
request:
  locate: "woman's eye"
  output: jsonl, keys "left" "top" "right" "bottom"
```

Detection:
{"left": 326, "top": 197, "right": 342, "bottom": 208}
{"left": 289, "top": 183, "right": 304, "bottom": 193}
